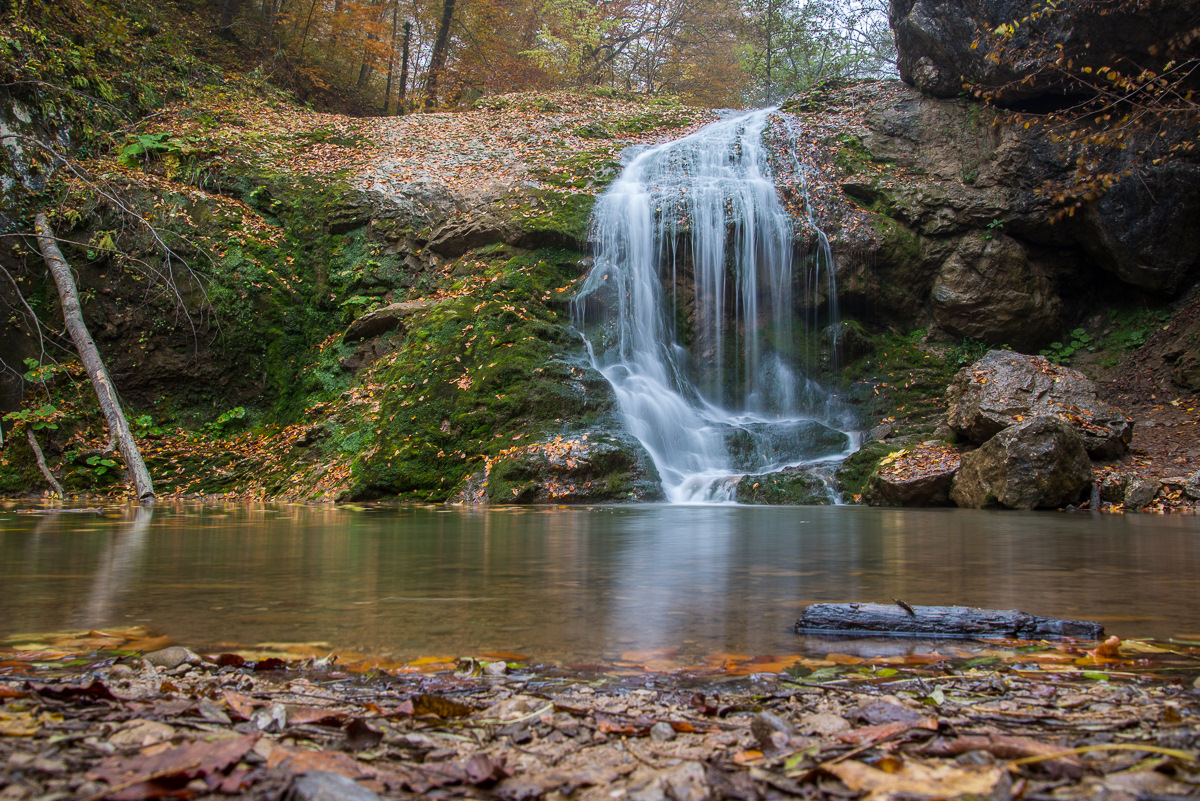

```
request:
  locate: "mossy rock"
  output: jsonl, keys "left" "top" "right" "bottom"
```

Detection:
{"left": 835, "top": 439, "right": 913, "bottom": 500}
{"left": 463, "top": 431, "right": 663, "bottom": 504}
{"left": 736, "top": 467, "right": 833, "bottom": 505}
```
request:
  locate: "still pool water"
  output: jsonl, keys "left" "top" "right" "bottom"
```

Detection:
{"left": 1, "top": 503, "right": 1197, "bottom": 664}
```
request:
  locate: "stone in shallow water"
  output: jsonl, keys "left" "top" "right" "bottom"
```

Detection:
{"left": 864, "top": 441, "right": 960, "bottom": 507}
{"left": 735, "top": 466, "right": 831, "bottom": 505}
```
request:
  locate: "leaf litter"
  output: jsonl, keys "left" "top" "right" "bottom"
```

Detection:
{"left": 1, "top": 627, "right": 1198, "bottom": 801}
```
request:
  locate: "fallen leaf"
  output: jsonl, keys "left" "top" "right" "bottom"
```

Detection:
{"left": 827, "top": 757, "right": 1006, "bottom": 800}
{"left": 411, "top": 694, "right": 473, "bottom": 718}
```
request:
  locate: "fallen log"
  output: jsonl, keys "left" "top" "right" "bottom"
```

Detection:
{"left": 793, "top": 602, "right": 1103, "bottom": 639}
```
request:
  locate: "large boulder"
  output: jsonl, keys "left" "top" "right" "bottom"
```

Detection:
{"left": 889, "top": 0, "right": 1200, "bottom": 105}
{"left": 944, "top": 350, "right": 1133, "bottom": 459}
{"left": 930, "top": 233, "right": 1061, "bottom": 350}
{"left": 949, "top": 415, "right": 1092, "bottom": 509}
{"left": 864, "top": 440, "right": 961, "bottom": 507}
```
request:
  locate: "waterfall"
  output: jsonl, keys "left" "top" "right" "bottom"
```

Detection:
{"left": 573, "top": 109, "right": 852, "bottom": 503}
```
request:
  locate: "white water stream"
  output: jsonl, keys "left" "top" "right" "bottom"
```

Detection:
{"left": 573, "top": 109, "right": 854, "bottom": 503}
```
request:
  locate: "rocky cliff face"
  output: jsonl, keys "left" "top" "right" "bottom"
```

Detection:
{"left": 890, "top": 0, "right": 1200, "bottom": 106}
{"left": 774, "top": 3, "right": 1200, "bottom": 352}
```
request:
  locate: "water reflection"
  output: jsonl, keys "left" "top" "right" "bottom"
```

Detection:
{"left": 0, "top": 503, "right": 1197, "bottom": 662}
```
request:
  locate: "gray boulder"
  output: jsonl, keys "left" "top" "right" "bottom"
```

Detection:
{"left": 944, "top": 350, "right": 1133, "bottom": 459}
{"left": 950, "top": 416, "right": 1093, "bottom": 509}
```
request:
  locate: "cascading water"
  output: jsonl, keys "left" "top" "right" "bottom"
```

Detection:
{"left": 572, "top": 109, "right": 855, "bottom": 503}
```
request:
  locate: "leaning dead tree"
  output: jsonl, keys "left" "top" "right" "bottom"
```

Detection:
{"left": 35, "top": 213, "right": 156, "bottom": 501}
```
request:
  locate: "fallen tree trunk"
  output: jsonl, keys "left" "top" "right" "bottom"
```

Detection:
{"left": 35, "top": 213, "right": 155, "bottom": 501}
{"left": 794, "top": 602, "right": 1103, "bottom": 639}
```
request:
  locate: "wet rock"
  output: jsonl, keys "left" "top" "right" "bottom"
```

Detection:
{"left": 867, "top": 422, "right": 893, "bottom": 442}
{"left": 864, "top": 440, "right": 960, "bottom": 507}
{"left": 1100, "top": 472, "right": 1130, "bottom": 503}
{"left": 944, "top": 350, "right": 1133, "bottom": 459}
{"left": 930, "top": 234, "right": 1061, "bottom": 351}
{"left": 750, "top": 711, "right": 794, "bottom": 751}
{"left": 1186, "top": 472, "right": 1200, "bottom": 501}
{"left": 427, "top": 202, "right": 520, "bottom": 256}
{"left": 1122, "top": 477, "right": 1161, "bottom": 510}
{"left": 141, "top": 646, "right": 201, "bottom": 670}
{"left": 735, "top": 467, "right": 832, "bottom": 505}
{"left": 251, "top": 703, "right": 288, "bottom": 733}
{"left": 822, "top": 319, "right": 875, "bottom": 365}
{"left": 650, "top": 721, "right": 676, "bottom": 743}
{"left": 285, "top": 771, "right": 382, "bottom": 801}
{"left": 950, "top": 416, "right": 1093, "bottom": 510}
{"left": 343, "top": 300, "right": 434, "bottom": 344}
{"left": 456, "top": 434, "right": 663, "bottom": 505}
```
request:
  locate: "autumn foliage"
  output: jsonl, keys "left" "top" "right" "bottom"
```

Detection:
{"left": 968, "top": 0, "right": 1200, "bottom": 221}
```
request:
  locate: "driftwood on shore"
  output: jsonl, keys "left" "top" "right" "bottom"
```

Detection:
{"left": 794, "top": 602, "right": 1104, "bottom": 639}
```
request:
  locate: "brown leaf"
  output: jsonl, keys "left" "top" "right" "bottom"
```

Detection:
{"left": 222, "top": 690, "right": 258, "bottom": 720}
{"left": 411, "top": 693, "right": 472, "bottom": 718}
{"left": 253, "top": 657, "right": 287, "bottom": 672}
{"left": 344, "top": 718, "right": 384, "bottom": 751}
{"left": 826, "top": 758, "right": 1006, "bottom": 800}
{"left": 464, "top": 753, "right": 511, "bottom": 785}
{"left": 921, "top": 734, "right": 1085, "bottom": 779}
{"left": 837, "top": 717, "right": 938, "bottom": 746}
{"left": 271, "top": 747, "right": 372, "bottom": 779}
{"left": 87, "top": 733, "right": 259, "bottom": 801}
{"left": 286, "top": 706, "right": 347, "bottom": 727}
{"left": 28, "top": 679, "right": 117, "bottom": 702}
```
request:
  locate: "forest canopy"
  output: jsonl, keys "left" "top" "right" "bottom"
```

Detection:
{"left": 212, "top": 0, "right": 896, "bottom": 109}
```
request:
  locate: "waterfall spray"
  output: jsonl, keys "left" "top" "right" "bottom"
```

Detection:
{"left": 573, "top": 110, "right": 852, "bottom": 503}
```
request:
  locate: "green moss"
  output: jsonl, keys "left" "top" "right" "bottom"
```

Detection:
{"left": 736, "top": 469, "right": 831, "bottom": 505}
{"left": 836, "top": 440, "right": 908, "bottom": 499}
{"left": 871, "top": 213, "right": 921, "bottom": 264}
{"left": 344, "top": 246, "right": 619, "bottom": 501}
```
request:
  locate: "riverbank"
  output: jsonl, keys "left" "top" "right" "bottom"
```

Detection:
{"left": 1, "top": 631, "right": 1198, "bottom": 801}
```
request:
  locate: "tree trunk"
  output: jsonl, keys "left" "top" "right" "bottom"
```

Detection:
{"left": 793, "top": 603, "right": 1103, "bottom": 639}
{"left": 398, "top": 20, "right": 411, "bottom": 112}
{"left": 357, "top": 36, "right": 377, "bottom": 89}
{"left": 35, "top": 213, "right": 155, "bottom": 501}
{"left": 26, "top": 428, "right": 64, "bottom": 496}
{"left": 217, "top": 0, "right": 246, "bottom": 39}
{"left": 297, "top": 0, "right": 320, "bottom": 61}
{"left": 424, "top": 0, "right": 456, "bottom": 109}
{"left": 326, "top": 0, "right": 344, "bottom": 59}
{"left": 384, "top": 0, "right": 400, "bottom": 113}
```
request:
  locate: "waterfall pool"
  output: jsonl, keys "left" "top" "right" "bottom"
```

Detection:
{"left": 2, "top": 503, "right": 1196, "bottom": 665}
